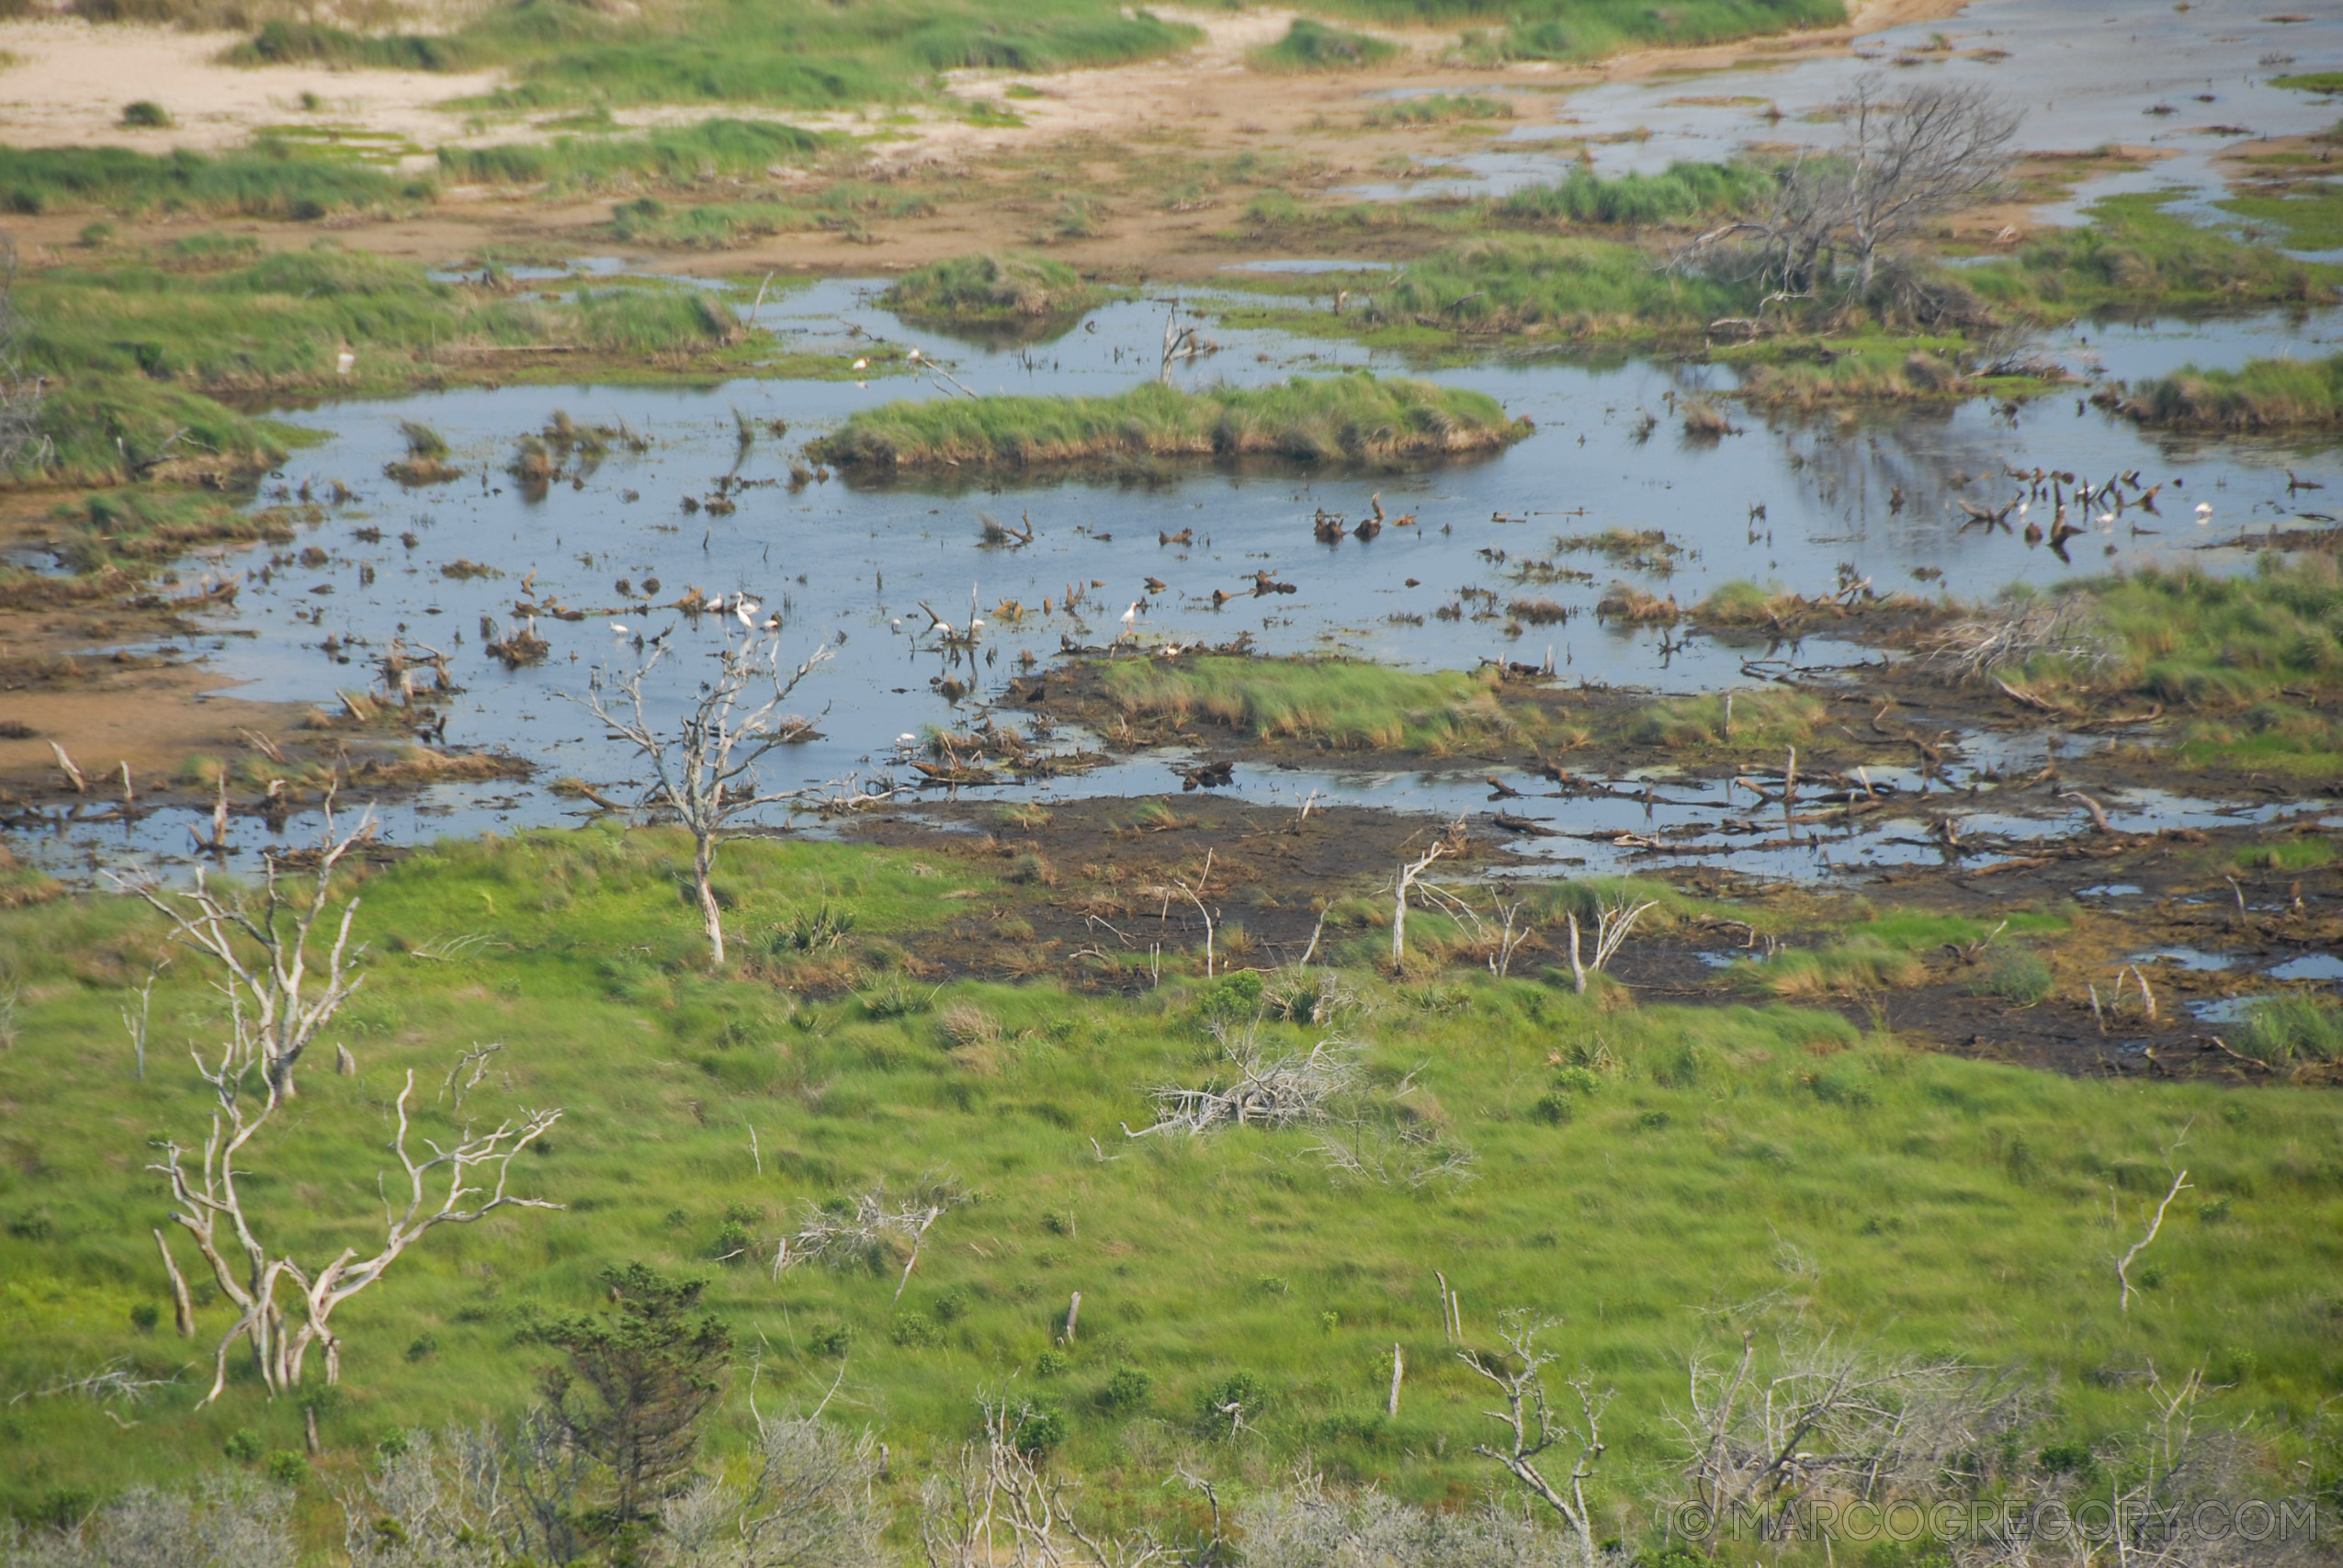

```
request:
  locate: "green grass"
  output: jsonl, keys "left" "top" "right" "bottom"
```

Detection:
{"left": 1467, "top": 0, "right": 1841, "bottom": 62}
{"left": 2016, "top": 557, "right": 2343, "bottom": 773}
{"left": 14, "top": 245, "right": 760, "bottom": 485}
{"left": 2219, "top": 179, "right": 2343, "bottom": 254}
{"left": 1098, "top": 657, "right": 1537, "bottom": 754}
{"left": 1370, "top": 233, "right": 1758, "bottom": 339}
{"left": 0, "top": 141, "right": 424, "bottom": 220}
{"left": 2236, "top": 994, "right": 2343, "bottom": 1065}
{"left": 879, "top": 253, "right": 1102, "bottom": 332}
{"left": 2114, "top": 353, "right": 2343, "bottom": 431}
{"left": 1966, "top": 194, "right": 2340, "bottom": 320}
{"left": 1492, "top": 158, "right": 1770, "bottom": 226}
{"left": 1360, "top": 93, "right": 1514, "bottom": 127}
{"left": 1247, "top": 18, "right": 1398, "bottom": 72}
{"left": 2, "top": 824, "right": 2340, "bottom": 1546}
{"left": 437, "top": 118, "right": 825, "bottom": 194}
{"left": 230, "top": 0, "right": 1202, "bottom": 113}
{"left": 2270, "top": 72, "right": 2343, "bottom": 94}
{"left": 807, "top": 373, "right": 1531, "bottom": 472}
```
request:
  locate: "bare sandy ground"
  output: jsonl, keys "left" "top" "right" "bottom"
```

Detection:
{"left": 0, "top": 17, "right": 503, "bottom": 153}
{"left": 0, "top": 0, "right": 1967, "bottom": 164}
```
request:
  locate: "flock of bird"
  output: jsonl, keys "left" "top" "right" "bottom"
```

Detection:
{"left": 1952, "top": 465, "right": 2236, "bottom": 559}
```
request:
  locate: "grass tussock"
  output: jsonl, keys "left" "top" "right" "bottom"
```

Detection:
{"left": 1975, "top": 558, "right": 2343, "bottom": 774}
{"left": 881, "top": 253, "right": 1102, "bottom": 330}
{"left": 1492, "top": 159, "right": 1769, "bottom": 226}
{"left": 1100, "top": 657, "right": 1534, "bottom": 754}
{"left": 2111, "top": 353, "right": 2343, "bottom": 431}
{"left": 809, "top": 374, "right": 1529, "bottom": 473}
{"left": 1623, "top": 687, "right": 1825, "bottom": 753}
{"left": 0, "top": 141, "right": 424, "bottom": 220}
{"left": 14, "top": 248, "right": 752, "bottom": 484}
{"left": 1248, "top": 18, "right": 1398, "bottom": 71}
{"left": 1734, "top": 345, "right": 1971, "bottom": 406}
{"left": 438, "top": 118, "right": 824, "bottom": 194}
{"left": 1371, "top": 234, "right": 1758, "bottom": 340}
{"left": 1361, "top": 93, "right": 1513, "bottom": 128}
{"left": 1968, "top": 194, "right": 2338, "bottom": 319}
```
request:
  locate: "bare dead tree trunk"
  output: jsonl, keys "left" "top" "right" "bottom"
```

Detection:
{"left": 1460, "top": 1313, "right": 1610, "bottom": 1568}
{"left": 570, "top": 626, "right": 832, "bottom": 968}
{"left": 154, "top": 1228, "right": 194, "bottom": 1337}
{"left": 111, "top": 811, "right": 375, "bottom": 1101}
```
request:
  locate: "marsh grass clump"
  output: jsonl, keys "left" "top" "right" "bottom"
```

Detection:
{"left": 384, "top": 421, "right": 461, "bottom": 485}
{"left": 1099, "top": 657, "right": 1537, "bottom": 755}
{"left": 1374, "top": 234, "right": 1756, "bottom": 339}
{"left": 1493, "top": 159, "right": 1769, "bottom": 224}
{"left": 809, "top": 374, "right": 1528, "bottom": 473}
{"left": 118, "top": 101, "right": 173, "bottom": 130}
{"left": 1972, "top": 946, "right": 2054, "bottom": 1007}
{"left": 1966, "top": 193, "right": 2337, "bottom": 319}
{"left": 2111, "top": 353, "right": 2343, "bottom": 431}
{"left": 437, "top": 119, "right": 824, "bottom": 193}
{"left": 1363, "top": 93, "right": 1512, "bottom": 127}
{"left": 1995, "top": 558, "right": 2343, "bottom": 771}
{"left": 2237, "top": 994, "right": 2343, "bottom": 1065}
{"left": 884, "top": 254, "right": 1101, "bottom": 330}
{"left": 1248, "top": 18, "right": 1398, "bottom": 71}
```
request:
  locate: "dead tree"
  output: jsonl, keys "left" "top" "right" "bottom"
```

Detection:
{"left": 919, "top": 1398, "right": 1159, "bottom": 1568}
{"left": 1674, "top": 1331, "right": 2032, "bottom": 1540}
{"left": 1672, "top": 78, "right": 2018, "bottom": 306}
{"left": 153, "top": 1050, "right": 560, "bottom": 1404}
{"left": 1122, "top": 1029, "right": 1361, "bottom": 1137}
{"left": 1459, "top": 1314, "right": 1610, "bottom": 1568}
{"left": 1839, "top": 78, "right": 2022, "bottom": 291}
{"left": 772, "top": 1179, "right": 967, "bottom": 1300}
{"left": 112, "top": 812, "right": 375, "bottom": 1100}
{"left": 1566, "top": 892, "right": 1657, "bottom": 994}
{"left": 2116, "top": 1122, "right": 2193, "bottom": 1314}
{"left": 572, "top": 627, "right": 832, "bottom": 965}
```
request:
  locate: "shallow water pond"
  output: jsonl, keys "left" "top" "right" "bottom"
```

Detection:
{"left": 1343, "top": 0, "right": 2343, "bottom": 250}
{"left": 13, "top": 279, "right": 2339, "bottom": 882}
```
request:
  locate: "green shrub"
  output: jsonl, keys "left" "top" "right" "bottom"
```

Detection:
{"left": 1198, "top": 1370, "right": 1269, "bottom": 1432}
{"left": 263, "top": 1450, "right": 307, "bottom": 1485}
{"left": 1012, "top": 1400, "right": 1066, "bottom": 1455}
{"left": 223, "top": 1428, "right": 263, "bottom": 1462}
{"left": 1248, "top": 18, "right": 1398, "bottom": 71}
{"left": 1974, "top": 948, "right": 2054, "bottom": 1006}
{"left": 1035, "top": 1348, "right": 1070, "bottom": 1376}
{"left": 119, "top": 101, "right": 173, "bottom": 130}
{"left": 1099, "top": 1365, "right": 1152, "bottom": 1413}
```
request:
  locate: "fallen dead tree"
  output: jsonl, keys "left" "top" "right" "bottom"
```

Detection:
{"left": 1121, "top": 1030, "right": 1362, "bottom": 1137}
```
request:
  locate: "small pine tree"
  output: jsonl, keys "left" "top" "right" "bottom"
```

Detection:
{"left": 540, "top": 1262, "right": 733, "bottom": 1526}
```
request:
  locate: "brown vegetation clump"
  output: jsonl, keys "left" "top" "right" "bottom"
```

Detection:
{"left": 1596, "top": 584, "right": 1681, "bottom": 623}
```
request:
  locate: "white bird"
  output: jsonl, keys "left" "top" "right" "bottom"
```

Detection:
{"left": 2096, "top": 511, "right": 2115, "bottom": 528}
{"left": 896, "top": 732, "right": 918, "bottom": 750}
{"left": 1120, "top": 600, "right": 1139, "bottom": 630}
{"left": 968, "top": 617, "right": 984, "bottom": 634}
{"left": 908, "top": 348, "right": 922, "bottom": 362}
{"left": 611, "top": 622, "right": 630, "bottom": 635}
{"left": 335, "top": 347, "right": 356, "bottom": 376}
{"left": 2195, "top": 502, "right": 2213, "bottom": 524}
{"left": 852, "top": 357, "right": 869, "bottom": 371}
{"left": 734, "top": 598, "right": 760, "bottom": 628}
{"left": 706, "top": 594, "right": 725, "bottom": 614}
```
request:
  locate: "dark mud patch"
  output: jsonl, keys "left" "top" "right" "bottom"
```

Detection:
{"left": 828, "top": 789, "right": 2342, "bottom": 1086}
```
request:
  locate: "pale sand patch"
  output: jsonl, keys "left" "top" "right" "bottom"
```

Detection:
{"left": 0, "top": 17, "right": 502, "bottom": 153}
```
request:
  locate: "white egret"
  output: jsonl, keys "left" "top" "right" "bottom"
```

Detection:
{"left": 734, "top": 598, "right": 760, "bottom": 628}
{"left": 852, "top": 357, "right": 868, "bottom": 371}
{"left": 2195, "top": 502, "right": 2213, "bottom": 525}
